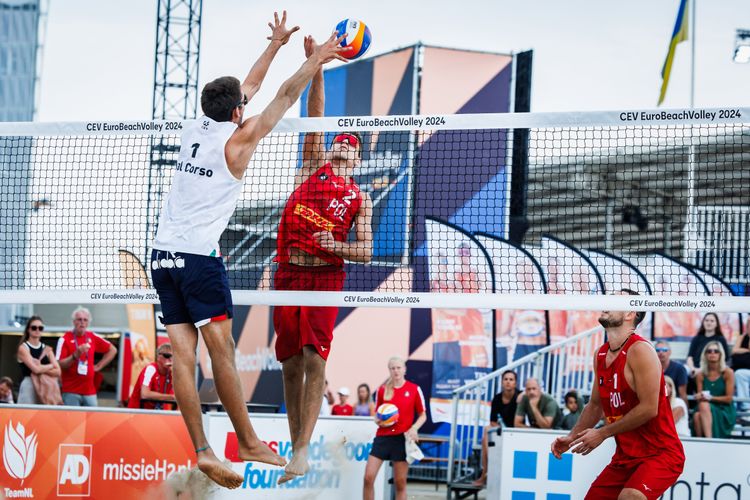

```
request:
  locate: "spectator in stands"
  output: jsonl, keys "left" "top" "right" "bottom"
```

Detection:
{"left": 693, "top": 341, "right": 736, "bottom": 438}
{"left": 559, "top": 390, "right": 584, "bottom": 430}
{"left": 56, "top": 306, "right": 117, "bottom": 407}
{"left": 127, "top": 343, "right": 176, "bottom": 410}
{"left": 515, "top": 378, "right": 559, "bottom": 429}
{"left": 665, "top": 376, "right": 690, "bottom": 437}
{"left": 686, "top": 313, "right": 729, "bottom": 381}
{"left": 332, "top": 387, "right": 354, "bottom": 416}
{"left": 655, "top": 340, "right": 688, "bottom": 404}
{"left": 17, "top": 315, "right": 61, "bottom": 404}
{"left": 354, "top": 383, "right": 376, "bottom": 416}
{"left": 473, "top": 370, "right": 523, "bottom": 486}
{"left": 0, "top": 377, "right": 14, "bottom": 404}
{"left": 730, "top": 328, "right": 750, "bottom": 417}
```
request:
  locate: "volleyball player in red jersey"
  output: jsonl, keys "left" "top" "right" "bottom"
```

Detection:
{"left": 274, "top": 34, "right": 374, "bottom": 483}
{"left": 551, "top": 290, "right": 685, "bottom": 500}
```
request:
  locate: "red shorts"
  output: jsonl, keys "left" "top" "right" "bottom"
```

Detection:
{"left": 585, "top": 456, "right": 684, "bottom": 500}
{"left": 273, "top": 263, "right": 345, "bottom": 362}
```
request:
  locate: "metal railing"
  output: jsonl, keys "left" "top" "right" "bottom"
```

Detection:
{"left": 686, "top": 205, "right": 750, "bottom": 283}
{"left": 446, "top": 325, "right": 605, "bottom": 488}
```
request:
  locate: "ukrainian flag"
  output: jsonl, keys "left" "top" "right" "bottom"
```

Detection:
{"left": 658, "top": 0, "right": 689, "bottom": 105}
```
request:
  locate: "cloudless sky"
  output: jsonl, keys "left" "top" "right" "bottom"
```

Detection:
{"left": 38, "top": 0, "right": 750, "bottom": 122}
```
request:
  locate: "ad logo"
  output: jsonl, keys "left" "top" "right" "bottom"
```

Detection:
{"left": 58, "top": 444, "right": 92, "bottom": 497}
{"left": 3, "top": 420, "right": 38, "bottom": 485}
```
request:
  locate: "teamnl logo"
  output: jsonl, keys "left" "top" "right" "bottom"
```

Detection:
{"left": 2, "top": 420, "right": 38, "bottom": 498}
{"left": 510, "top": 450, "right": 573, "bottom": 500}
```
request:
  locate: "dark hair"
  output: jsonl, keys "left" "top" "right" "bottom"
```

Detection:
{"left": 501, "top": 370, "right": 517, "bottom": 380}
{"left": 0, "top": 376, "right": 12, "bottom": 388}
{"left": 697, "top": 312, "right": 724, "bottom": 338}
{"left": 357, "top": 383, "right": 371, "bottom": 404}
{"left": 564, "top": 390, "right": 578, "bottom": 402}
{"left": 335, "top": 131, "right": 364, "bottom": 158}
{"left": 201, "top": 76, "right": 242, "bottom": 122}
{"left": 620, "top": 288, "right": 645, "bottom": 326}
{"left": 19, "top": 315, "right": 44, "bottom": 348}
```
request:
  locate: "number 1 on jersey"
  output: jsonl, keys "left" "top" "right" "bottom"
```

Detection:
{"left": 191, "top": 143, "right": 200, "bottom": 158}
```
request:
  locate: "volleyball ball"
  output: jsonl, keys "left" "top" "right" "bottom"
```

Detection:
{"left": 376, "top": 403, "right": 399, "bottom": 427}
{"left": 335, "top": 19, "right": 372, "bottom": 60}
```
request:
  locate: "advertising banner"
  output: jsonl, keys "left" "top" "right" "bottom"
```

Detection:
{"left": 0, "top": 406, "right": 193, "bottom": 499}
{"left": 491, "top": 428, "right": 750, "bottom": 500}
{"left": 204, "top": 414, "right": 386, "bottom": 499}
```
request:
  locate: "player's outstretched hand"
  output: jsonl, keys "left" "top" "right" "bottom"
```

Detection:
{"left": 267, "top": 10, "right": 299, "bottom": 45}
{"left": 550, "top": 434, "right": 573, "bottom": 459}
{"left": 569, "top": 428, "right": 605, "bottom": 456}
{"left": 311, "top": 31, "right": 349, "bottom": 64}
{"left": 304, "top": 35, "right": 316, "bottom": 58}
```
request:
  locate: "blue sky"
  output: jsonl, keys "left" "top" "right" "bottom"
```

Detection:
{"left": 38, "top": 0, "right": 750, "bottom": 121}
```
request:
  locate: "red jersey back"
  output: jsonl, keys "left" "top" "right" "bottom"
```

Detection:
{"left": 277, "top": 164, "right": 362, "bottom": 266}
{"left": 375, "top": 381, "right": 426, "bottom": 437}
{"left": 596, "top": 334, "right": 684, "bottom": 464}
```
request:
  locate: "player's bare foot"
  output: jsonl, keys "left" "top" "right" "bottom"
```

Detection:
{"left": 277, "top": 447, "right": 309, "bottom": 485}
{"left": 196, "top": 451, "right": 242, "bottom": 489}
{"left": 238, "top": 440, "right": 287, "bottom": 467}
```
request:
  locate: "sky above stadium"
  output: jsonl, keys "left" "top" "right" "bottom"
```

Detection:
{"left": 38, "top": 0, "right": 749, "bottom": 121}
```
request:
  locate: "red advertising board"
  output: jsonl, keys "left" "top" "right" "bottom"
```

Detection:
{"left": 0, "top": 407, "right": 193, "bottom": 499}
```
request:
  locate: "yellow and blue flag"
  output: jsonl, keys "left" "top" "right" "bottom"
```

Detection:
{"left": 658, "top": 0, "right": 689, "bottom": 105}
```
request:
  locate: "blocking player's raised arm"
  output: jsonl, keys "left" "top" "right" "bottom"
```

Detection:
{"left": 241, "top": 11, "right": 300, "bottom": 101}
{"left": 299, "top": 35, "right": 328, "bottom": 187}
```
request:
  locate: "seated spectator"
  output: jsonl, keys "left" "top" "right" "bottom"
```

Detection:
{"left": 0, "top": 377, "right": 14, "bottom": 404}
{"left": 332, "top": 387, "right": 354, "bottom": 416}
{"left": 730, "top": 328, "right": 750, "bottom": 416}
{"left": 56, "top": 307, "right": 117, "bottom": 407}
{"left": 693, "top": 342, "right": 736, "bottom": 438}
{"left": 655, "top": 340, "right": 688, "bottom": 405}
{"left": 686, "top": 314, "right": 729, "bottom": 385}
{"left": 559, "top": 390, "right": 583, "bottom": 430}
{"left": 354, "top": 383, "right": 375, "bottom": 416}
{"left": 474, "top": 370, "right": 522, "bottom": 486}
{"left": 665, "top": 376, "right": 690, "bottom": 437}
{"left": 17, "top": 315, "right": 61, "bottom": 404}
{"left": 515, "top": 378, "right": 559, "bottom": 429}
{"left": 127, "top": 343, "right": 175, "bottom": 410}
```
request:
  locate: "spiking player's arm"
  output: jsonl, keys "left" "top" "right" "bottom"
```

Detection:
{"left": 298, "top": 35, "right": 328, "bottom": 188}
{"left": 225, "top": 32, "right": 346, "bottom": 179}
{"left": 313, "top": 192, "right": 373, "bottom": 263}
{"left": 241, "top": 11, "right": 299, "bottom": 101}
{"left": 569, "top": 342, "right": 661, "bottom": 455}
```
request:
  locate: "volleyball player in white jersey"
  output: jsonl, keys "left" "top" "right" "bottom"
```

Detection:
{"left": 151, "top": 12, "right": 348, "bottom": 489}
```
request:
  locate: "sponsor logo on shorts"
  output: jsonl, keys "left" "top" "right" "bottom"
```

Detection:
{"left": 294, "top": 204, "right": 335, "bottom": 232}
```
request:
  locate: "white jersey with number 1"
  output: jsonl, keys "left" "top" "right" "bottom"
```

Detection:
{"left": 154, "top": 116, "right": 242, "bottom": 257}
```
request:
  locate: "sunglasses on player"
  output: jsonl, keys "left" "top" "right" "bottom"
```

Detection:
{"left": 236, "top": 94, "right": 248, "bottom": 108}
{"left": 332, "top": 133, "right": 360, "bottom": 148}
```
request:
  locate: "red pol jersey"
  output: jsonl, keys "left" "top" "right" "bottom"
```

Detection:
{"left": 276, "top": 164, "right": 362, "bottom": 267}
{"left": 596, "top": 334, "right": 685, "bottom": 464}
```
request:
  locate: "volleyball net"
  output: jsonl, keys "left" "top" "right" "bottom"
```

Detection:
{"left": 1, "top": 108, "right": 749, "bottom": 318}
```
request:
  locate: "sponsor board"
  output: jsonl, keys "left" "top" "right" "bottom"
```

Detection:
{"left": 489, "top": 428, "right": 750, "bottom": 500}
{"left": 0, "top": 407, "right": 193, "bottom": 499}
{"left": 205, "top": 413, "right": 388, "bottom": 499}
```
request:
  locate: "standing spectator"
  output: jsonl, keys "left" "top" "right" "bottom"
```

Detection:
{"left": 0, "top": 377, "right": 14, "bottom": 404}
{"left": 474, "top": 370, "right": 522, "bottom": 486}
{"left": 730, "top": 328, "right": 750, "bottom": 416}
{"left": 354, "top": 383, "right": 376, "bottom": 416}
{"left": 127, "top": 343, "right": 176, "bottom": 410}
{"left": 515, "top": 378, "right": 559, "bottom": 429}
{"left": 17, "top": 315, "right": 61, "bottom": 404}
{"left": 665, "top": 376, "right": 690, "bottom": 437}
{"left": 655, "top": 340, "right": 688, "bottom": 404}
{"left": 56, "top": 307, "right": 117, "bottom": 407}
{"left": 686, "top": 313, "right": 729, "bottom": 380}
{"left": 693, "top": 342, "right": 736, "bottom": 438}
{"left": 559, "top": 390, "right": 584, "bottom": 430}
{"left": 363, "top": 357, "right": 426, "bottom": 500}
{"left": 331, "top": 387, "right": 354, "bottom": 416}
